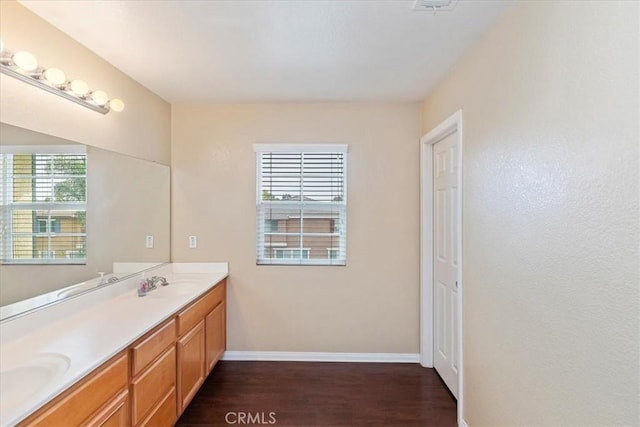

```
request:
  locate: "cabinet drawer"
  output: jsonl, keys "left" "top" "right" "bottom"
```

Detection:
{"left": 177, "top": 280, "right": 226, "bottom": 336}
{"left": 22, "top": 352, "right": 128, "bottom": 427}
{"left": 131, "top": 346, "right": 176, "bottom": 425}
{"left": 138, "top": 387, "right": 177, "bottom": 427}
{"left": 131, "top": 318, "right": 176, "bottom": 376}
{"left": 90, "top": 390, "right": 129, "bottom": 427}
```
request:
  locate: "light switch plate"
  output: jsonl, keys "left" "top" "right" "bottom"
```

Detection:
{"left": 188, "top": 235, "right": 197, "bottom": 249}
{"left": 145, "top": 235, "right": 154, "bottom": 248}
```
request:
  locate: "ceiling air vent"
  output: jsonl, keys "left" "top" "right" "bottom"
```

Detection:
{"left": 412, "top": 0, "right": 459, "bottom": 12}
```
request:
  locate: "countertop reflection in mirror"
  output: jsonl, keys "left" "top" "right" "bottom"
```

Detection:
{"left": 0, "top": 123, "right": 170, "bottom": 319}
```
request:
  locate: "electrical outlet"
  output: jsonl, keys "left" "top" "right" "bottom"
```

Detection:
{"left": 145, "top": 235, "right": 154, "bottom": 249}
{"left": 188, "top": 235, "right": 197, "bottom": 249}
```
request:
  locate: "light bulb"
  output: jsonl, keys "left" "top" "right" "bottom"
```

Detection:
{"left": 68, "top": 79, "right": 89, "bottom": 96}
{"left": 12, "top": 51, "right": 38, "bottom": 72}
{"left": 43, "top": 67, "right": 66, "bottom": 86}
{"left": 108, "top": 98, "right": 125, "bottom": 112}
{"left": 91, "top": 90, "right": 109, "bottom": 106}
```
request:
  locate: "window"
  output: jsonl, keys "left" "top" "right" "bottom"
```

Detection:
{"left": 274, "top": 248, "right": 310, "bottom": 259}
{"left": 264, "top": 219, "right": 279, "bottom": 233}
{"left": 38, "top": 250, "right": 56, "bottom": 258}
{"left": 327, "top": 248, "right": 339, "bottom": 259}
{"left": 35, "top": 219, "right": 60, "bottom": 234}
{"left": 0, "top": 146, "right": 87, "bottom": 264}
{"left": 255, "top": 144, "right": 347, "bottom": 265}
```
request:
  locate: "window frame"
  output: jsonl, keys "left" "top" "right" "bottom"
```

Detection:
{"left": 254, "top": 144, "right": 348, "bottom": 266}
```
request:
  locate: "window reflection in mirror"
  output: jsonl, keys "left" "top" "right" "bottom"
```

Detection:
{"left": 1, "top": 146, "right": 88, "bottom": 264}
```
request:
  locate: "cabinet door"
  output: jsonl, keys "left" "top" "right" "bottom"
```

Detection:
{"left": 205, "top": 302, "right": 226, "bottom": 373}
{"left": 177, "top": 320, "right": 206, "bottom": 414}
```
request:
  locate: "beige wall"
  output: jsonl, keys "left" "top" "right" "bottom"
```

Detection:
{"left": 172, "top": 103, "right": 421, "bottom": 353}
{"left": 0, "top": 0, "right": 170, "bottom": 165}
{"left": 422, "top": 1, "right": 639, "bottom": 425}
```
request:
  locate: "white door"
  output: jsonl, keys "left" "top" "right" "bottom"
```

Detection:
{"left": 433, "top": 131, "right": 459, "bottom": 398}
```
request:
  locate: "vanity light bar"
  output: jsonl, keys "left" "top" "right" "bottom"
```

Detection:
{"left": 0, "top": 46, "right": 124, "bottom": 115}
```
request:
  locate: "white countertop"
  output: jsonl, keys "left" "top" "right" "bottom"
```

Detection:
{"left": 0, "top": 262, "right": 228, "bottom": 427}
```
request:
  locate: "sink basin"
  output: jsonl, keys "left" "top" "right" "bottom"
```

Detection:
{"left": 0, "top": 353, "right": 70, "bottom": 413}
{"left": 142, "top": 282, "right": 203, "bottom": 298}
{"left": 166, "top": 278, "right": 206, "bottom": 286}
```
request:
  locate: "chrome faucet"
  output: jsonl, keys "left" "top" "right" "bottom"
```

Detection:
{"left": 149, "top": 276, "right": 169, "bottom": 287}
{"left": 98, "top": 272, "right": 119, "bottom": 286}
{"left": 137, "top": 276, "right": 168, "bottom": 297}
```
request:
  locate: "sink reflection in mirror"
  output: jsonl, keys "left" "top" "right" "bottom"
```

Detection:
{"left": 56, "top": 273, "right": 120, "bottom": 299}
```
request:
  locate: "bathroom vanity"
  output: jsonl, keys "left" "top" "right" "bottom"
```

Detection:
{"left": 0, "top": 263, "right": 228, "bottom": 427}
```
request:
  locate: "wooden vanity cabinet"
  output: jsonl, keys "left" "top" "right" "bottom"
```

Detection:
{"left": 18, "top": 279, "right": 226, "bottom": 427}
{"left": 19, "top": 352, "right": 129, "bottom": 427}
{"left": 176, "top": 279, "right": 226, "bottom": 414}
{"left": 130, "top": 318, "right": 177, "bottom": 426}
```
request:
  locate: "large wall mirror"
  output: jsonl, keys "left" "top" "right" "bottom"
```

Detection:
{"left": 0, "top": 123, "right": 170, "bottom": 319}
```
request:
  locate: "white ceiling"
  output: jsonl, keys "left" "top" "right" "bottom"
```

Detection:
{"left": 20, "top": 0, "right": 509, "bottom": 103}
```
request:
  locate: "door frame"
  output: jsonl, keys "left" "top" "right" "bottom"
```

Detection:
{"left": 420, "top": 109, "right": 464, "bottom": 423}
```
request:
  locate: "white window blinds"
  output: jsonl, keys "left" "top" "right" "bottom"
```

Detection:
{"left": 254, "top": 144, "right": 347, "bottom": 265}
{"left": 0, "top": 146, "right": 87, "bottom": 264}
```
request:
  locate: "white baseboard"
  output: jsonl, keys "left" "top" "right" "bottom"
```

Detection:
{"left": 222, "top": 351, "right": 420, "bottom": 363}
{"left": 459, "top": 418, "right": 469, "bottom": 427}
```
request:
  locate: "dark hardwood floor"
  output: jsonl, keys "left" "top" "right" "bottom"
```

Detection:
{"left": 176, "top": 361, "right": 456, "bottom": 427}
